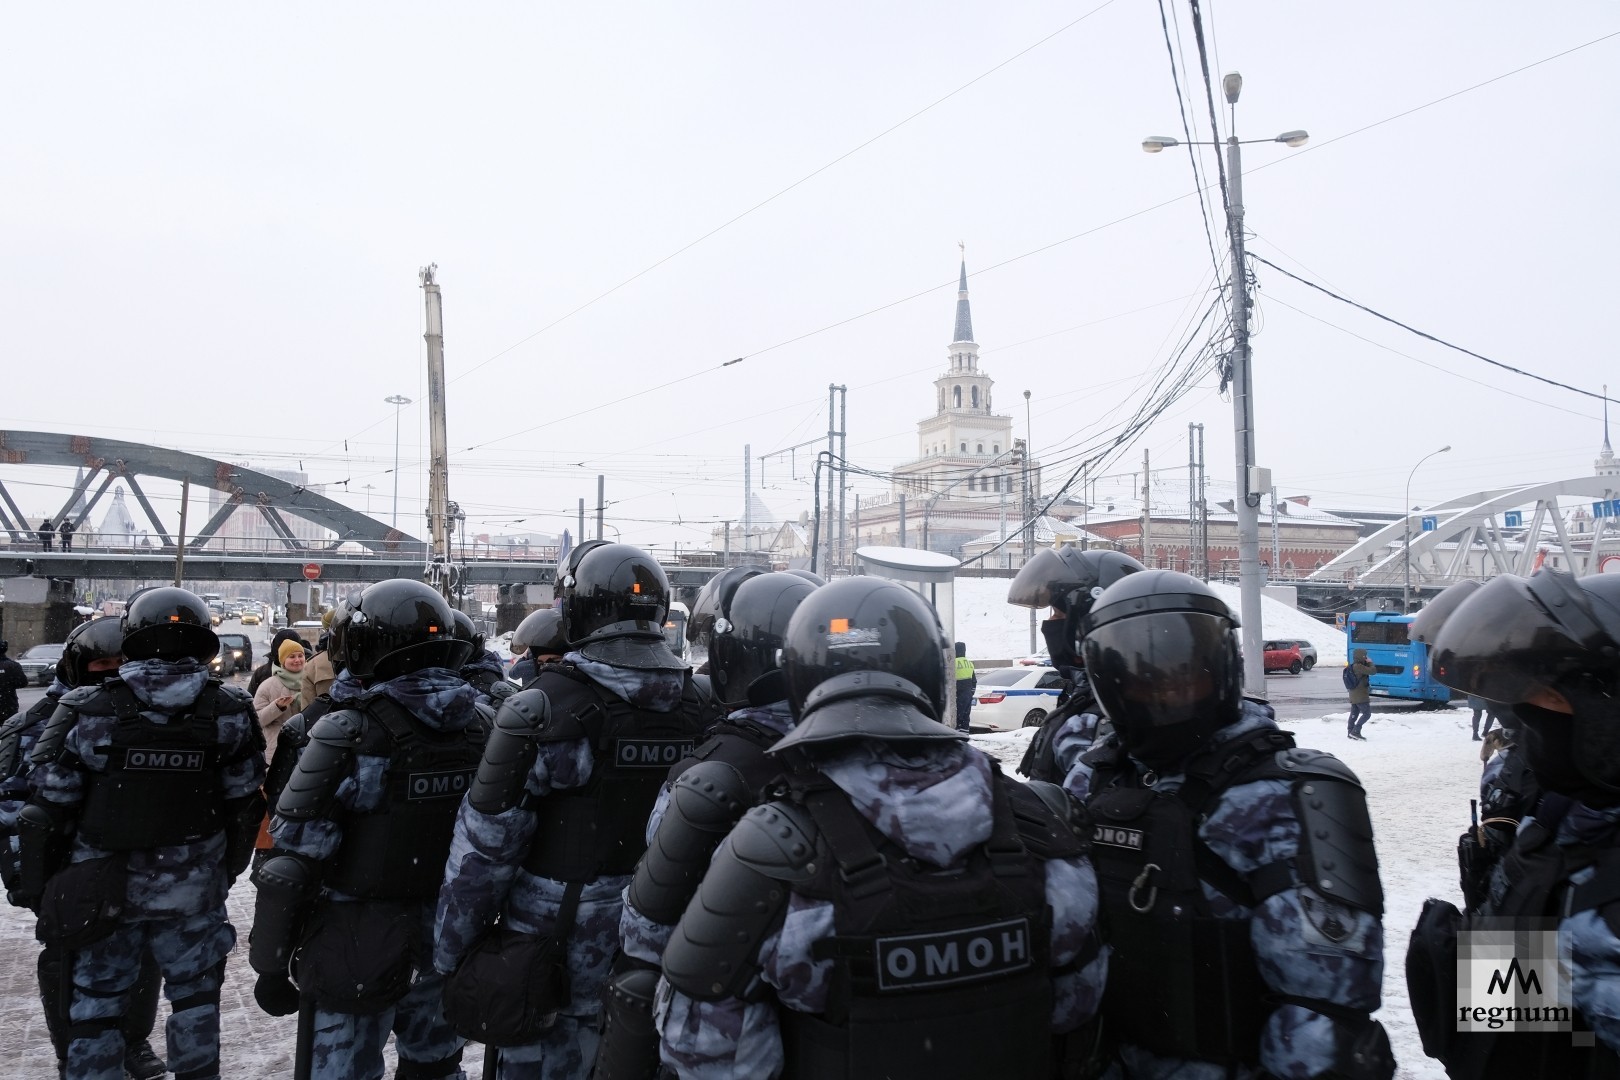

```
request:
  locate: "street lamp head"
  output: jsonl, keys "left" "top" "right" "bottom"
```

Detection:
{"left": 385, "top": 394, "right": 412, "bottom": 407}
{"left": 1141, "top": 136, "right": 1180, "bottom": 154}
{"left": 1439, "top": 445, "right": 1452, "bottom": 454}
{"left": 1275, "top": 129, "right": 1310, "bottom": 148}
{"left": 1222, "top": 71, "right": 1243, "bottom": 104}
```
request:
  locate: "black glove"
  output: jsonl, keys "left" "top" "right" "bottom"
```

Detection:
{"left": 254, "top": 974, "right": 301, "bottom": 1017}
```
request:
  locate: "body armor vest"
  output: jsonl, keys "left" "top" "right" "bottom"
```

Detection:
{"left": 521, "top": 666, "right": 707, "bottom": 882}
{"left": 0, "top": 695, "right": 54, "bottom": 792}
{"left": 1017, "top": 674, "right": 1094, "bottom": 782}
{"left": 1440, "top": 800, "right": 1620, "bottom": 1077}
{"left": 76, "top": 679, "right": 233, "bottom": 850}
{"left": 778, "top": 770, "right": 1055, "bottom": 1080}
{"left": 1084, "top": 727, "right": 1298, "bottom": 1065}
{"left": 325, "top": 695, "right": 488, "bottom": 900}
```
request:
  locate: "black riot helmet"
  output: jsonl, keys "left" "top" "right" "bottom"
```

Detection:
{"left": 1409, "top": 579, "right": 1483, "bottom": 646}
{"left": 343, "top": 579, "right": 464, "bottom": 681}
{"left": 773, "top": 577, "right": 959, "bottom": 753}
{"left": 1008, "top": 548, "right": 1146, "bottom": 668}
{"left": 1432, "top": 571, "right": 1620, "bottom": 801}
{"left": 1081, "top": 570, "right": 1243, "bottom": 770}
{"left": 710, "top": 572, "right": 820, "bottom": 711}
{"left": 561, "top": 543, "right": 684, "bottom": 671}
{"left": 512, "top": 607, "right": 567, "bottom": 658}
{"left": 58, "top": 617, "right": 126, "bottom": 687}
{"left": 326, "top": 590, "right": 361, "bottom": 673}
{"left": 784, "top": 569, "right": 827, "bottom": 586}
{"left": 451, "top": 609, "right": 485, "bottom": 658}
{"left": 688, "top": 566, "right": 765, "bottom": 646}
{"left": 121, "top": 586, "right": 219, "bottom": 662}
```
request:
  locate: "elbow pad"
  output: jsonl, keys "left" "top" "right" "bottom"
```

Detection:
{"left": 249, "top": 853, "right": 321, "bottom": 977}
{"left": 628, "top": 760, "right": 753, "bottom": 926}
{"left": 275, "top": 710, "right": 365, "bottom": 822}
{"left": 1284, "top": 749, "right": 1383, "bottom": 916}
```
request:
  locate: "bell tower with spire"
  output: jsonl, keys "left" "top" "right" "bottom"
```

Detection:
{"left": 1598, "top": 384, "right": 1619, "bottom": 478}
{"left": 912, "top": 248, "right": 1012, "bottom": 465}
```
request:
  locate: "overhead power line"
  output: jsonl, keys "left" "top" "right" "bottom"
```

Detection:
{"left": 1251, "top": 253, "right": 1617, "bottom": 404}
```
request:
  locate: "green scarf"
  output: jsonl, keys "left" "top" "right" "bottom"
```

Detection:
{"left": 274, "top": 664, "right": 305, "bottom": 692}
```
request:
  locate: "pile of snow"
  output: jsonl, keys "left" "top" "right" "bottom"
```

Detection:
{"left": 952, "top": 575, "right": 1343, "bottom": 665}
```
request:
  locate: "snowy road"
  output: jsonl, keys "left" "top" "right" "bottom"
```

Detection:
{"left": 2, "top": 634, "right": 1474, "bottom": 1078}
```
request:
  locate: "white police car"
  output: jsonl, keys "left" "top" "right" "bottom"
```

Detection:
{"left": 970, "top": 666, "right": 1065, "bottom": 732}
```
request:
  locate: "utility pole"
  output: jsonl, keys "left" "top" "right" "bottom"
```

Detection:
{"left": 1271, "top": 486, "right": 1281, "bottom": 579}
{"left": 420, "top": 266, "right": 451, "bottom": 571}
{"left": 385, "top": 394, "right": 412, "bottom": 531}
{"left": 723, "top": 520, "right": 731, "bottom": 563}
{"left": 1023, "top": 391, "right": 1035, "bottom": 652}
{"left": 1223, "top": 77, "right": 1267, "bottom": 690}
{"left": 743, "top": 443, "right": 752, "bottom": 558}
{"left": 824, "top": 385, "right": 846, "bottom": 573}
{"left": 596, "top": 475, "right": 605, "bottom": 541}
{"left": 837, "top": 387, "right": 848, "bottom": 572}
{"left": 898, "top": 494, "right": 907, "bottom": 547}
{"left": 173, "top": 478, "right": 189, "bottom": 586}
{"left": 1142, "top": 448, "right": 1152, "bottom": 569}
{"left": 1188, "top": 425, "right": 1199, "bottom": 577}
{"left": 1197, "top": 423, "right": 1209, "bottom": 580}
{"left": 577, "top": 499, "right": 585, "bottom": 551}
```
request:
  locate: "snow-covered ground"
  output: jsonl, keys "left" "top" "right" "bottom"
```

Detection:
{"left": 0, "top": 702, "right": 1476, "bottom": 1078}
{"left": 954, "top": 574, "right": 1345, "bottom": 666}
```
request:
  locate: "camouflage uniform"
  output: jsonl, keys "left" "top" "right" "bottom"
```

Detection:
{"left": 435, "top": 657, "right": 690, "bottom": 1080}
{"left": 657, "top": 740, "right": 1107, "bottom": 1079}
{"left": 270, "top": 669, "right": 480, "bottom": 1080}
{"left": 1539, "top": 802, "right": 1620, "bottom": 1053}
{"left": 0, "top": 678, "right": 66, "bottom": 873}
{"left": 1064, "top": 701, "right": 1387, "bottom": 1079}
{"left": 618, "top": 700, "right": 795, "bottom": 967}
{"left": 31, "top": 658, "right": 264, "bottom": 1080}
{"left": 459, "top": 650, "right": 511, "bottom": 707}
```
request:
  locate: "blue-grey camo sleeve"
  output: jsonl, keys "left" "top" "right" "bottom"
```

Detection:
{"left": 432, "top": 735, "right": 593, "bottom": 973}
{"left": 270, "top": 753, "right": 387, "bottom": 863}
{"left": 1564, "top": 883, "right": 1620, "bottom": 1053}
{"left": 1203, "top": 777, "right": 1385, "bottom": 1078}
{"left": 1046, "top": 854, "right": 1107, "bottom": 1032}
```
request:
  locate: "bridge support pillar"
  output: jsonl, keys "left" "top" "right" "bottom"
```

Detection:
{"left": 496, "top": 583, "right": 545, "bottom": 635}
{"left": 2, "top": 576, "right": 77, "bottom": 652}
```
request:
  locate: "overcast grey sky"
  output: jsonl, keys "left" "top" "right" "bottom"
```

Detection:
{"left": 3, "top": 2, "right": 1616, "bottom": 548}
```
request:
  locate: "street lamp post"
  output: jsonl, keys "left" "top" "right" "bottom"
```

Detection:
{"left": 384, "top": 394, "right": 412, "bottom": 532}
{"left": 1403, "top": 445, "right": 1451, "bottom": 612}
{"left": 1023, "top": 390, "right": 1036, "bottom": 653}
{"left": 1143, "top": 72, "right": 1309, "bottom": 691}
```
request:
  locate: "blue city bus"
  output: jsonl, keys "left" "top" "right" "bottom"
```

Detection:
{"left": 1343, "top": 611, "right": 1453, "bottom": 703}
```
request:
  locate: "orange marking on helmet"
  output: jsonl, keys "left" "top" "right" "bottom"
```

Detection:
{"left": 829, "top": 618, "right": 850, "bottom": 633}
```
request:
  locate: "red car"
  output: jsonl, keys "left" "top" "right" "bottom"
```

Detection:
{"left": 1262, "top": 640, "right": 1304, "bottom": 675}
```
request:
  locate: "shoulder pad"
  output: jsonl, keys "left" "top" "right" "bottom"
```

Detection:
{"left": 277, "top": 710, "right": 365, "bottom": 821}
{"left": 57, "top": 684, "right": 101, "bottom": 708}
{"left": 1276, "top": 747, "right": 1364, "bottom": 788}
{"left": 472, "top": 699, "right": 498, "bottom": 729}
{"left": 307, "top": 708, "right": 368, "bottom": 747}
{"left": 28, "top": 700, "right": 82, "bottom": 768}
{"left": 728, "top": 800, "right": 821, "bottom": 883}
{"left": 215, "top": 683, "right": 254, "bottom": 713}
{"left": 0, "top": 718, "right": 24, "bottom": 780}
{"left": 1291, "top": 766, "right": 1382, "bottom": 917}
{"left": 469, "top": 696, "right": 544, "bottom": 814}
{"left": 1008, "top": 778, "right": 1089, "bottom": 860}
{"left": 522, "top": 675, "right": 596, "bottom": 742}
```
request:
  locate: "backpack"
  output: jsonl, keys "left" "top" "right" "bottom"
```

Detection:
{"left": 1341, "top": 665, "right": 1358, "bottom": 690}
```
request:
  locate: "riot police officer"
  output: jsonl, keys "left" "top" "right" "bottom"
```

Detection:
{"left": 1005, "top": 547, "right": 1145, "bottom": 781}
{"left": 454, "top": 608, "right": 513, "bottom": 706}
{"left": 1408, "top": 569, "right": 1620, "bottom": 1072}
{"left": 506, "top": 606, "right": 567, "bottom": 688}
{"left": 249, "top": 578, "right": 486, "bottom": 1080}
{"left": 1069, "top": 570, "right": 1391, "bottom": 1078}
{"left": 20, "top": 587, "right": 266, "bottom": 1080}
{"left": 0, "top": 617, "right": 166, "bottom": 1080}
{"left": 657, "top": 576, "right": 1106, "bottom": 1080}
{"left": 434, "top": 543, "right": 708, "bottom": 1079}
{"left": 598, "top": 570, "right": 822, "bottom": 1079}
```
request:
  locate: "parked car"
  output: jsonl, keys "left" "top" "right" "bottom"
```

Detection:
{"left": 18, "top": 643, "right": 65, "bottom": 686}
{"left": 1279, "top": 639, "right": 1318, "bottom": 670}
{"left": 211, "top": 633, "right": 254, "bottom": 676}
{"left": 1262, "top": 640, "right": 1304, "bottom": 675}
{"left": 972, "top": 666, "right": 1066, "bottom": 731}
{"left": 1014, "top": 651, "right": 1052, "bottom": 667}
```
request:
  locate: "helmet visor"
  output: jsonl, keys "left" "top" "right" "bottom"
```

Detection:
{"left": 1008, "top": 548, "right": 1083, "bottom": 610}
{"left": 1431, "top": 573, "right": 1615, "bottom": 703}
{"left": 1083, "top": 610, "right": 1240, "bottom": 734}
{"left": 1408, "top": 580, "right": 1481, "bottom": 645}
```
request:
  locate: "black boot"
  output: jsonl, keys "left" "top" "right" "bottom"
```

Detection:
{"left": 124, "top": 1040, "right": 166, "bottom": 1080}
